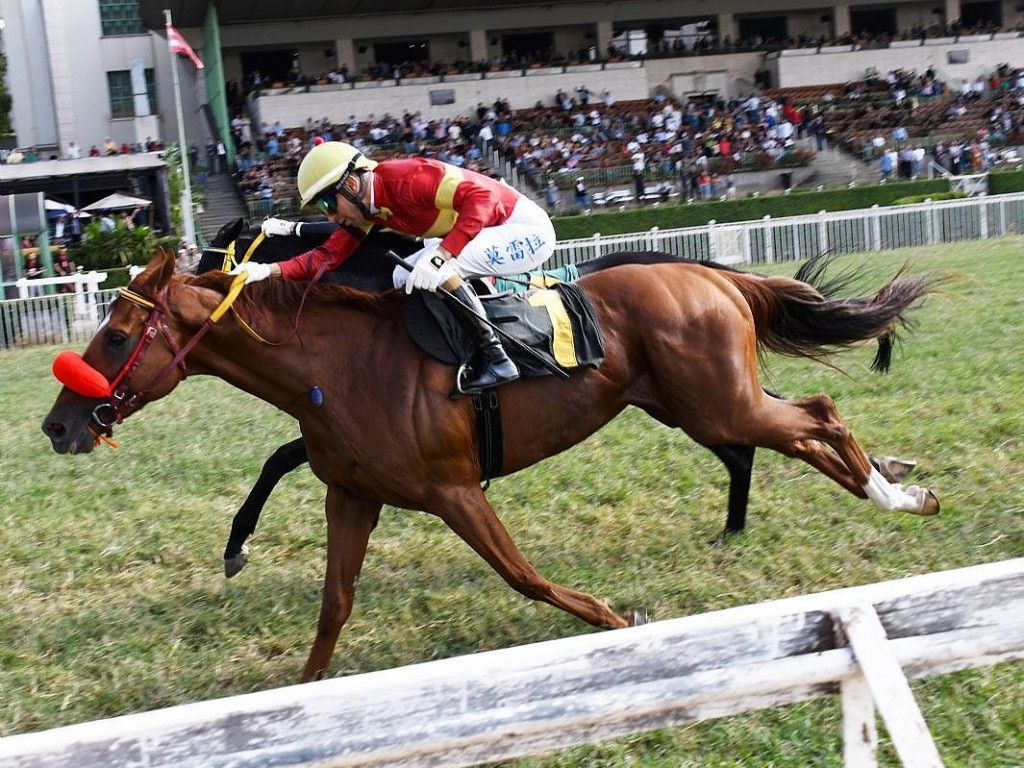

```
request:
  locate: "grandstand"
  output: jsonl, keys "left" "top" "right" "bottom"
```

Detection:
{"left": 2, "top": 1, "right": 1023, "bottom": 233}
{"left": 232, "top": 52, "right": 1021, "bottom": 221}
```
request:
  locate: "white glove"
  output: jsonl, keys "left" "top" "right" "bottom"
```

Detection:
{"left": 261, "top": 217, "right": 297, "bottom": 237}
{"left": 406, "top": 252, "right": 457, "bottom": 294}
{"left": 230, "top": 261, "right": 273, "bottom": 284}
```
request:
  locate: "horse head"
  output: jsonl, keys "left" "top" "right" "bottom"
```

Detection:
{"left": 42, "top": 249, "right": 202, "bottom": 454}
{"left": 195, "top": 217, "right": 246, "bottom": 274}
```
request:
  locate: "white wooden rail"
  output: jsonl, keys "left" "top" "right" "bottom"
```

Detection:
{"left": 1, "top": 558, "right": 1022, "bottom": 768}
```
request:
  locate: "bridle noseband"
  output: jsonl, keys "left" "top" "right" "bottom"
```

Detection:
{"left": 91, "top": 287, "right": 190, "bottom": 429}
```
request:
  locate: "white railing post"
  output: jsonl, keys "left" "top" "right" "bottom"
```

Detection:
{"left": 647, "top": 226, "right": 659, "bottom": 252}
{"left": 819, "top": 210, "right": 829, "bottom": 256}
{"left": 708, "top": 220, "right": 717, "bottom": 262}
{"left": 837, "top": 605, "right": 945, "bottom": 768}
{"left": 871, "top": 204, "right": 882, "bottom": 251}
{"left": 79, "top": 271, "right": 108, "bottom": 331}
{"left": 841, "top": 670, "right": 879, "bottom": 767}
{"left": 979, "top": 197, "right": 988, "bottom": 240}
{"left": 592, "top": 232, "right": 602, "bottom": 258}
{"left": 763, "top": 215, "right": 774, "bottom": 263}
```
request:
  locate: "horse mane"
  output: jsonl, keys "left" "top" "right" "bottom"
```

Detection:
{"left": 184, "top": 270, "right": 403, "bottom": 319}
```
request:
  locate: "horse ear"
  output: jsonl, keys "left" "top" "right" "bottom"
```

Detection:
{"left": 132, "top": 249, "right": 177, "bottom": 292}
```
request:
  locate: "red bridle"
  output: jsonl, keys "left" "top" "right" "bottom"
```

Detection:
{"left": 52, "top": 277, "right": 250, "bottom": 443}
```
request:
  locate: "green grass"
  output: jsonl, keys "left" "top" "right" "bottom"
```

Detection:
{"left": 2, "top": 239, "right": 1023, "bottom": 766}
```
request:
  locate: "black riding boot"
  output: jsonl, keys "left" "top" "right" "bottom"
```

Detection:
{"left": 445, "top": 282, "right": 519, "bottom": 394}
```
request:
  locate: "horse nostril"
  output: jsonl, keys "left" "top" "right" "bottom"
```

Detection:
{"left": 44, "top": 421, "right": 66, "bottom": 439}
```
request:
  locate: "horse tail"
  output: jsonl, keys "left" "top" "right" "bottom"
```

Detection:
{"left": 720, "top": 256, "right": 936, "bottom": 373}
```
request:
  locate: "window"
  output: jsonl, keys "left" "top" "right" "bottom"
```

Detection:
{"left": 429, "top": 89, "right": 455, "bottom": 106}
{"left": 99, "top": 0, "right": 146, "bottom": 37}
{"left": 107, "top": 69, "right": 156, "bottom": 119}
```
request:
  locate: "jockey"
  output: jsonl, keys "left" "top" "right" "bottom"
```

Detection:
{"left": 234, "top": 140, "right": 556, "bottom": 394}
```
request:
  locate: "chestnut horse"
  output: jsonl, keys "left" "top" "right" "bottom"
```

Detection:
{"left": 200, "top": 220, "right": 769, "bottom": 577}
{"left": 43, "top": 249, "right": 938, "bottom": 682}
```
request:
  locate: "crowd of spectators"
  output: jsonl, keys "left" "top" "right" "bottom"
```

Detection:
{"left": 815, "top": 63, "right": 1024, "bottom": 173}
{"left": 216, "top": 56, "right": 1023, "bottom": 215}
{"left": 499, "top": 90, "right": 819, "bottom": 195}
{"left": 1, "top": 137, "right": 166, "bottom": 165}
{"left": 223, "top": 103, "right": 509, "bottom": 214}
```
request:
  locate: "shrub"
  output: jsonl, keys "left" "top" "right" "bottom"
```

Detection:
{"left": 71, "top": 221, "right": 157, "bottom": 271}
{"left": 892, "top": 192, "right": 967, "bottom": 205}
{"left": 553, "top": 177, "right": 950, "bottom": 240}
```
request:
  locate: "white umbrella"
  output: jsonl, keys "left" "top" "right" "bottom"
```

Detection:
{"left": 82, "top": 192, "right": 152, "bottom": 212}
{"left": 44, "top": 199, "right": 91, "bottom": 217}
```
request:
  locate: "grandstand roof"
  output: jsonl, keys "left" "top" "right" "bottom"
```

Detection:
{"left": 142, "top": 0, "right": 624, "bottom": 29}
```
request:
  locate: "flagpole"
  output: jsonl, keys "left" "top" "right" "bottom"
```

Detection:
{"left": 165, "top": 8, "right": 197, "bottom": 249}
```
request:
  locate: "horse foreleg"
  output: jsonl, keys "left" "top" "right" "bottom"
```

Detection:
{"left": 745, "top": 394, "right": 939, "bottom": 516}
{"left": 707, "top": 444, "right": 755, "bottom": 542}
{"left": 224, "top": 437, "right": 309, "bottom": 578}
{"left": 435, "top": 486, "right": 631, "bottom": 629}
{"left": 302, "top": 487, "right": 381, "bottom": 683}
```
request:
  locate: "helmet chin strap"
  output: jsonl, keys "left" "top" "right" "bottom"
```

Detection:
{"left": 340, "top": 170, "right": 373, "bottom": 221}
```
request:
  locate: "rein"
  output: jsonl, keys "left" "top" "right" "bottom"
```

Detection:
{"left": 205, "top": 231, "right": 267, "bottom": 272}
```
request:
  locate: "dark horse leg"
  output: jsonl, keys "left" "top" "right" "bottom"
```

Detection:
{"left": 224, "top": 437, "right": 308, "bottom": 577}
{"left": 707, "top": 444, "right": 756, "bottom": 542}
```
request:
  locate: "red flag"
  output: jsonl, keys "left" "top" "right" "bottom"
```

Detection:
{"left": 167, "top": 24, "right": 204, "bottom": 70}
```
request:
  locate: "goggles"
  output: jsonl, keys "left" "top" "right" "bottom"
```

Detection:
{"left": 314, "top": 186, "right": 339, "bottom": 214}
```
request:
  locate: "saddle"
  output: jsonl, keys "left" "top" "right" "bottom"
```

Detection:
{"left": 402, "top": 282, "right": 605, "bottom": 486}
{"left": 402, "top": 281, "right": 605, "bottom": 378}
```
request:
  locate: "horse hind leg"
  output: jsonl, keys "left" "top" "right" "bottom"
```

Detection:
{"left": 224, "top": 437, "right": 308, "bottom": 578}
{"left": 435, "top": 486, "right": 631, "bottom": 629}
{"left": 745, "top": 393, "right": 939, "bottom": 516}
{"left": 707, "top": 444, "right": 755, "bottom": 543}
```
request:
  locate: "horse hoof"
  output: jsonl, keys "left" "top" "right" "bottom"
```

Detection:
{"left": 919, "top": 489, "right": 940, "bottom": 516}
{"left": 709, "top": 527, "right": 742, "bottom": 547}
{"left": 630, "top": 609, "right": 652, "bottom": 627}
{"left": 224, "top": 544, "right": 249, "bottom": 579}
{"left": 906, "top": 487, "right": 940, "bottom": 516}
{"left": 872, "top": 455, "right": 917, "bottom": 484}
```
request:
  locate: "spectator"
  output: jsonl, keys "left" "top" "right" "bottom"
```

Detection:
{"left": 879, "top": 148, "right": 896, "bottom": 181}
{"left": 631, "top": 149, "right": 646, "bottom": 199}
{"left": 70, "top": 211, "right": 84, "bottom": 246}
{"left": 53, "top": 247, "right": 76, "bottom": 293}
{"left": 216, "top": 139, "right": 227, "bottom": 173}
{"left": 545, "top": 179, "right": 559, "bottom": 213}
{"left": 25, "top": 251, "right": 44, "bottom": 279}
{"left": 574, "top": 175, "right": 590, "bottom": 213}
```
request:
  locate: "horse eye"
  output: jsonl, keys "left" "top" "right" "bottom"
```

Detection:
{"left": 106, "top": 330, "right": 128, "bottom": 349}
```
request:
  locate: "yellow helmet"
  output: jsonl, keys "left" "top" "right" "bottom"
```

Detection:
{"left": 296, "top": 141, "right": 378, "bottom": 209}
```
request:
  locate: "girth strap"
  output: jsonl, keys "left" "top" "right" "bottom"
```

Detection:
{"left": 472, "top": 388, "right": 503, "bottom": 488}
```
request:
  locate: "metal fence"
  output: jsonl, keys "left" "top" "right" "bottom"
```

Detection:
{"left": 4, "top": 193, "right": 1024, "bottom": 348}
{"left": 548, "top": 191, "right": 1024, "bottom": 268}
{"left": 0, "top": 288, "right": 120, "bottom": 348}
